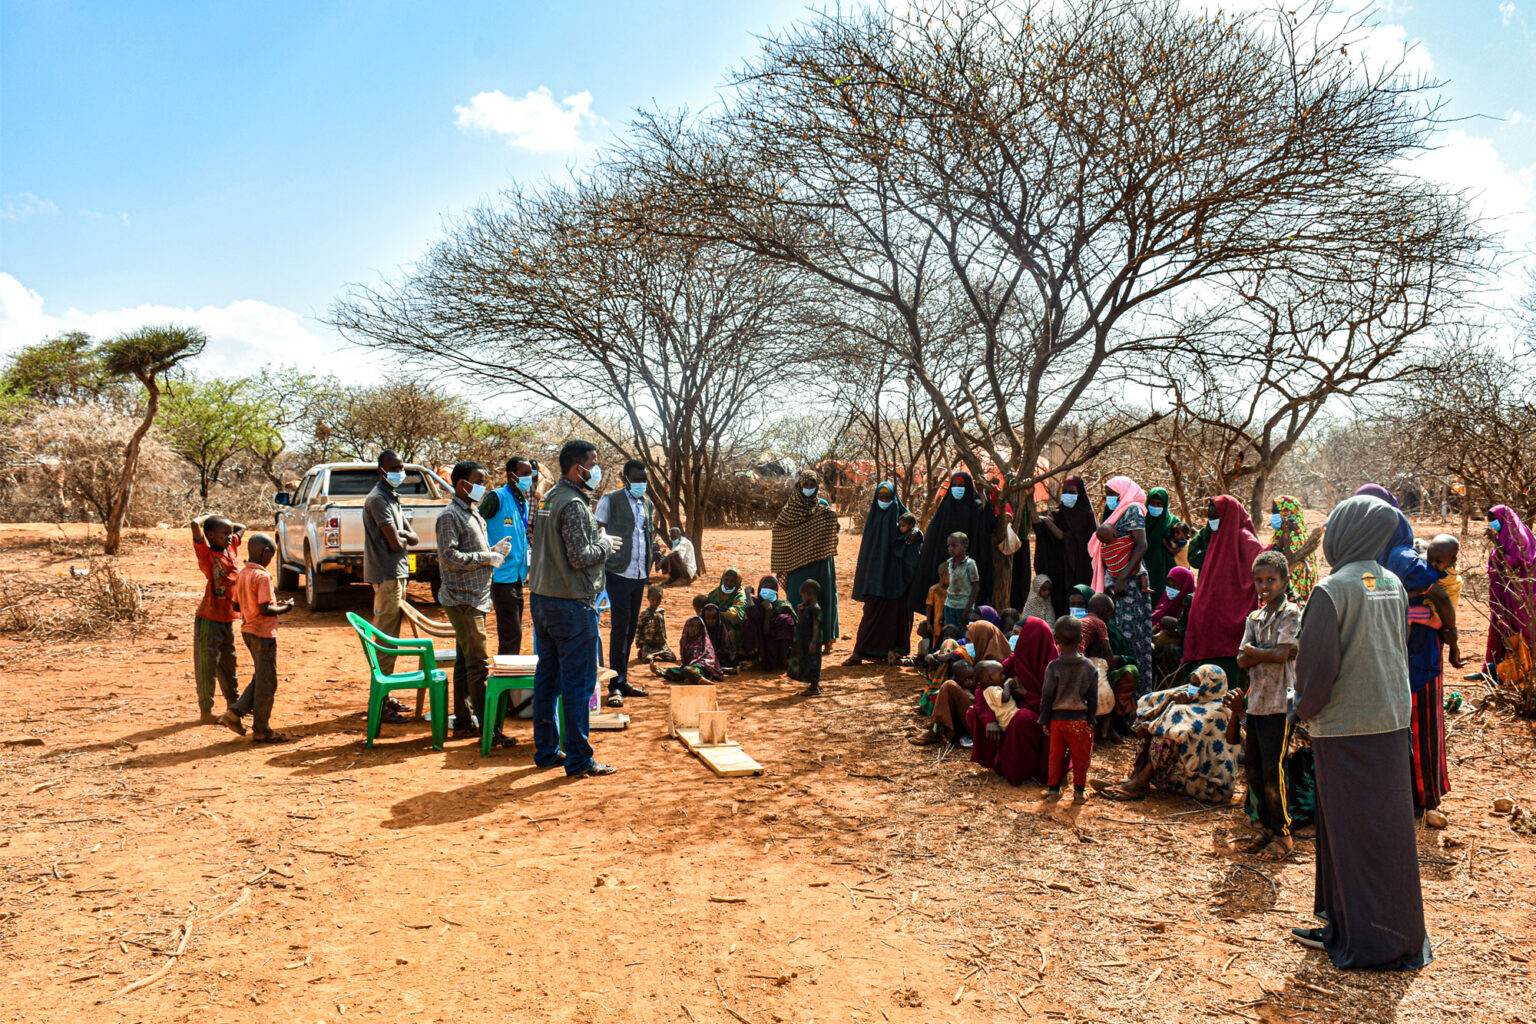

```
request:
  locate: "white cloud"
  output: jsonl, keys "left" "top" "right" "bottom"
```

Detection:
{"left": 0, "top": 272, "right": 381, "bottom": 379}
{"left": 1408, "top": 130, "right": 1535, "bottom": 247}
{"left": 1500, "top": 2, "right": 1519, "bottom": 26}
{"left": 0, "top": 193, "right": 60, "bottom": 222}
{"left": 1505, "top": 109, "right": 1525, "bottom": 129}
{"left": 453, "top": 87, "right": 600, "bottom": 153}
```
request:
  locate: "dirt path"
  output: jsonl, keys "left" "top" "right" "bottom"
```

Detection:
{"left": 1, "top": 523, "right": 1533, "bottom": 1023}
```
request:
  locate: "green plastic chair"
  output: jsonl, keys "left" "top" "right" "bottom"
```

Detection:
{"left": 482, "top": 673, "right": 563, "bottom": 757}
{"left": 347, "top": 612, "right": 447, "bottom": 751}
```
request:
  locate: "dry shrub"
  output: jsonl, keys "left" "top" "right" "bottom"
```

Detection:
{"left": 0, "top": 560, "right": 146, "bottom": 640}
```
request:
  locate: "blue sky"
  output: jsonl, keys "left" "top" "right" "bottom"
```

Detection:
{"left": 2, "top": 1, "right": 1533, "bottom": 376}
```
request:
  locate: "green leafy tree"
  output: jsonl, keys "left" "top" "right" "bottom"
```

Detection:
{"left": 0, "top": 331, "right": 122, "bottom": 408}
{"left": 161, "top": 375, "right": 281, "bottom": 503}
{"left": 96, "top": 325, "right": 207, "bottom": 553}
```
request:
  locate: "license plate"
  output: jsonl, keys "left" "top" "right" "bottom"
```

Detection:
{"left": 408, "top": 554, "right": 418, "bottom": 573}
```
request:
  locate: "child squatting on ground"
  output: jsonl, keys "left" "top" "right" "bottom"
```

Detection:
{"left": 190, "top": 513, "right": 246, "bottom": 724}
{"left": 1040, "top": 614, "right": 1099, "bottom": 802}
{"left": 1234, "top": 549, "right": 1302, "bottom": 859}
{"left": 219, "top": 532, "right": 294, "bottom": 742}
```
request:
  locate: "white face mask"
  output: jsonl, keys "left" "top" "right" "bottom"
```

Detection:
{"left": 801, "top": 487, "right": 817, "bottom": 498}
{"left": 1208, "top": 518, "right": 1221, "bottom": 532}
{"left": 876, "top": 499, "right": 893, "bottom": 510}
{"left": 950, "top": 486, "right": 965, "bottom": 500}
{"left": 467, "top": 482, "right": 486, "bottom": 502}
{"left": 1147, "top": 505, "right": 1164, "bottom": 517}
{"left": 759, "top": 588, "right": 778, "bottom": 603}
{"left": 1061, "top": 492, "right": 1078, "bottom": 508}
{"left": 384, "top": 470, "right": 406, "bottom": 488}
{"left": 585, "top": 464, "right": 602, "bottom": 490}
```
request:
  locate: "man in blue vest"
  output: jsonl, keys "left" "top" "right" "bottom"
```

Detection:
{"left": 594, "top": 459, "right": 656, "bottom": 708}
{"left": 479, "top": 456, "right": 535, "bottom": 656}
{"left": 529, "top": 439, "right": 620, "bottom": 777}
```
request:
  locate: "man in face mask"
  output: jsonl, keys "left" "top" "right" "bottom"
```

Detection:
{"left": 527, "top": 440, "right": 621, "bottom": 777}
{"left": 436, "top": 461, "right": 514, "bottom": 746}
{"left": 363, "top": 450, "right": 419, "bottom": 673}
{"left": 595, "top": 459, "right": 657, "bottom": 707}
{"left": 480, "top": 456, "right": 536, "bottom": 657}
{"left": 659, "top": 526, "right": 698, "bottom": 584}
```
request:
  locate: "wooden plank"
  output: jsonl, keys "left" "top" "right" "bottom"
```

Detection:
{"left": 675, "top": 729, "right": 740, "bottom": 752}
{"left": 693, "top": 744, "right": 763, "bottom": 777}
{"left": 697, "top": 710, "right": 728, "bottom": 745}
{"left": 667, "top": 685, "right": 718, "bottom": 738}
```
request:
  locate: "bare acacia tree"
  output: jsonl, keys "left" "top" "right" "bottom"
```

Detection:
{"left": 632, "top": 0, "right": 1465, "bottom": 601}
{"left": 330, "top": 167, "right": 821, "bottom": 571}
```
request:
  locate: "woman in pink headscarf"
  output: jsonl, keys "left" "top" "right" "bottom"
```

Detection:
{"left": 1088, "top": 476, "right": 1153, "bottom": 693}
{"left": 1485, "top": 505, "right": 1536, "bottom": 680}
{"left": 1180, "top": 495, "right": 1265, "bottom": 683}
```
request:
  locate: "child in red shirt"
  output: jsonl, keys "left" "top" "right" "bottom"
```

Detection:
{"left": 220, "top": 533, "right": 292, "bottom": 740}
{"left": 191, "top": 514, "right": 244, "bottom": 723}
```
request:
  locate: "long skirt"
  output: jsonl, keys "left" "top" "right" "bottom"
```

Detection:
{"left": 786, "top": 557, "right": 839, "bottom": 642}
{"left": 929, "top": 681, "right": 973, "bottom": 742}
{"left": 969, "top": 707, "right": 1046, "bottom": 786}
{"left": 853, "top": 595, "right": 912, "bottom": 658}
{"left": 1113, "top": 580, "right": 1154, "bottom": 695}
{"left": 1312, "top": 730, "right": 1432, "bottom": 971}
{"left": 1410, "top": 676, "right": 1449, "bottom": 812}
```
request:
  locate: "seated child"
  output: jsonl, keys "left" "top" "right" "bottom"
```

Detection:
{"left": 1040, "top": 614, "right": 1098, "bottom": 803}
{"left": 701, "top": 602, "right": 738, "bottom": 673}
{"left": 788, "top": 578, "right": 824, "bottom": 696}
{"left": 910, "top": 659, "right": 981, "bottom": 746}
{"left": 636, "top": 584, "right": 676, "bottom": 663}
{"left": 652, "top": 614, "right": 724, "bottom": 683}
{"left": 999, "top": 607, "right": 1021, "bottom": 637}
{"left": 741, "top": 574, "right": 796, "bottom": 671}
{"left": 919, "top": 624, "right": 968, "bottom": 714}
{"left": 906, "top": 618, "right": 935, "bottom": 666}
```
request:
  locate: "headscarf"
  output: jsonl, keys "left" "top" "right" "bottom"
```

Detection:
{"left": 1087, "top": 476, "right": 1148, "bottom": 592}
{"left": 1487, "top": 505, "right": 1536, "bottom": 651}
{"left": 701, "top": 602, "right": 730, "bottom": 661}
{"left": 1033, "top": 475, "right": 1098, "bottom": 619}
{"left": 1182, "top": 495, "right": 1265, "bottom": 662}
{"left": 966, "top": 620, "right": 1011, "bottom": 663}
{"left": 1322, "top": 496, "right": 1406, "bottom": 568}
{"left": 1270, "top": 496, "right": 1318, "bottom": 604}
{"left": 771, "top": 471, "right": 839, "bottom": 575}
{"left": 1354, "top": 483, "right": 1400, "bottom": 508}
{"left": 1133, "top": 664, "right": 1236, "bottom": 803}
{"left": 1000, "top": 615, "right": 1059, "bottom": 715}
{"left": 678, "top": 615, "right": 722, "bottom": 681}
{"left": 705, "top": 566, "right": 750, "bottom": 633}
{"left": 1142, "top": 486, "right": 1183, "bottom": 594}
{"left": 1072, "top": 583, "right": 1096, "bottom": 607}
{"left": 1376, "top": 513, "right": 1438, "bottom": 592}
{"left": 756, "top": 574, "right": 793, "bottom": 615}
{"left": 907, "top": 472, "right": 997, "bottom": 613}
{"left": 1022, "top": 574, "right": 1054, "bottom": 623}
{"left": 975, "top": 605, "right": 1002, "bottom": 629}
{"left": 1153, "top": 566, "right": 1195, "bottom": 621}
{"left": 851, "top": 482, "right": 911, "bottom": 601}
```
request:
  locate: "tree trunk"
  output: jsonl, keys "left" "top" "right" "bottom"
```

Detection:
{"left": 1249, "top": 469, "right": 1270, "bottom": 527}
{"left": 104, "top": 376, "right": 159, "bottom": 555}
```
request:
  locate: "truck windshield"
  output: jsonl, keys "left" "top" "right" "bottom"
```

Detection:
{"left": 327, "top": 469, "right": 436, "bottom": 497}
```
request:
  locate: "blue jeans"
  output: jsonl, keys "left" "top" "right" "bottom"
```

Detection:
{"left": 531, "top": 593, "right": 599, "bottom": 775}
{"left": 943, "top": 604, "right": 968, "bottom": 632}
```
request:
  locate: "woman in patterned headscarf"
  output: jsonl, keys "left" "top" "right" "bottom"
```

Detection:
{"left": 1097, "top": 663, "right": 1238, "bottom": 803}
{"left": 1267, "top": 495, "right": 1320, "bottom": 604}
{"left": 772, "top": 470, "right": 841, "bottom": 653}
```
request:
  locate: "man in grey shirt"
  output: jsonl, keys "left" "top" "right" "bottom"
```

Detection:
{"left": 363, "top": 450, "right": 417, "bottom": 672}
{"left": 436, "top": 460, "right": 512, "bottom": 745}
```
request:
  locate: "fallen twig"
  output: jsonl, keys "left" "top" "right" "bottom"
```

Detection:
{"left": 99, "top": 916, "right": 192, "bottom": 1002}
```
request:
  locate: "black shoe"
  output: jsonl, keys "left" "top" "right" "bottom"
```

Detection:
{"left": 613, "top": 680, "right": 649, "bottom": 698}
{"left": 1291, "top": 927, "right": 1326, "bottom": 951}
{"left": 535, "top": 752, "right": 567, "bottom": 769}
{"left": 490, "top": 732, "right": 518, "bottom": 748}
{"left": 451, "top": 726, "right": 479, "bottom": 739}
{"left": 1315, "top": 909, "right": 1330, "bottom": 924}
{"left": 606, "top": 693, "right": 624, "bottom": 708}
{"left": 573, "top": 762, "right": 617, "bottom": 777}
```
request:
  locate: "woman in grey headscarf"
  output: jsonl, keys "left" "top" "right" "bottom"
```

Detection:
{"left": 1288, "top": 495, "right": 1431, "bottom": 970}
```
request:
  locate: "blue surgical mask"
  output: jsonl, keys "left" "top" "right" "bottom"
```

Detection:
{"left": 1270, "top": 513, "right": 1283, "bottom": 530}
{"left": 1164, "top": 585, "right": 1181, "bottom": 601}
{"left": 384, "top": 470, "right": 406, "bottom": 488}
{"left": 467, "top": 483, "right": 487, "bottom": 502}
{"left": 1105, "top": 495, "right": 1119, "bottom": 512}
{"left": 721, "top": 584, "right": 737, "bottom": 595}
{"left": 1147, "top": 505, "right": 1164, "bottom": 517}
{"left": 1490, "top": 519, "right": 1503, "bottom": 533}
{"left": 1060, "top": 492, "right": 1078, "bottom": 508}
{"left": 1208, "top": 518, "right": 1221, "bottom": 532}
{"left": 877, "top": 499, "right": 893, "bottom": 510}
{"left": 950, "top": 486, "right": 966, "bottom": 500}
{"left": 759, "top": 588, "right": 777, "bottom": 603}
{"left": 585, "top": 464, "right": 602, "bottom": 490}
{"left": 629, "top": 481, "right": 647, "bottom": 498}
{"left": 671, "top": 537, "right": 682, "bottom": 548}
{"left": 802, "top": 487, "right": 817, "bottom": 498}
{"left": 515, "top": 474, "right": 533, "bottom": 493}
{"left": 1070, "top": 607, "right": 1088, "bottom": 619}
{"left": 1176, "top": 539, "right": 1188, "bottom": 548}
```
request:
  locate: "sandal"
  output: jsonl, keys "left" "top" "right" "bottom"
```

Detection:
{"left": 251, "top": 731, "right": 292, "bottom": 744}
{"left": 1242, "top": 831, "right": 1275, "bottom": 855}
{"left": 1100, "top": 784, "right": 1147, "bottom": 802}
{"left": 908, "top": 730, "right": 940, "bottom": 746}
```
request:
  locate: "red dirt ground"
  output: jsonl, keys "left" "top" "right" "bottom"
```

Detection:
{"left": 1, "top": 521, "right": 1533, "bottom": 1024}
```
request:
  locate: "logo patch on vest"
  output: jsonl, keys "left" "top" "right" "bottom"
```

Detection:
{"left": 1361, "top": 572, "right": 1377, "bottom": 592}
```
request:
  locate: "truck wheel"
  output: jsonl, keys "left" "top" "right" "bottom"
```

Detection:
{"left": 304, "top": 549, "right": 337, "bottom": 612}
{"left": 276, "top": 562, "right": 300, "bottom": 592}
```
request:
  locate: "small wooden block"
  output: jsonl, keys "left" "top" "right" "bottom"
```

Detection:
{"left": 693, "top": 744, "right": 763, "bottom": 778}
{"left": 697, "top": 710, "right": 728, "bottom": 745}
{"left": 667, "top": 684, "right": 718, "bottom": 738}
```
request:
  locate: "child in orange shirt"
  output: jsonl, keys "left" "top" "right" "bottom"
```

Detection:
{"left": 220, "top": 533, "right": 293, "bottom": 742}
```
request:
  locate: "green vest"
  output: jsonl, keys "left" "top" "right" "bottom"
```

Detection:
{"left": 528, "top": 479, "right": 605, "bottom": 603}
{"left": 600, "top": 487, "right": 655, "bottom": 574}
{"left": 1304, "top": 559, "right": 1412, "bottom": 738}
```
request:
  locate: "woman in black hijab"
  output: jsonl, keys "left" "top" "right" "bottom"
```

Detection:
{"left": 846, "top": 482, "right": 923, "bottom": 666}
{"left": 906, "top": 472, "right": 997, "bottom": 614}
{"left": 1289, "top": 495, "right": 1431, "bottom": 971}
{"left": 1031, "top": 476, "right": 1098, "bottom": 619}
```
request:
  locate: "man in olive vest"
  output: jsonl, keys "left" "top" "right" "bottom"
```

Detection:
{"left": 595, "top": 459, "right": 656, "bottom": 707}
{"left": 528, "top": 439, "right": 621, "bottom": 777}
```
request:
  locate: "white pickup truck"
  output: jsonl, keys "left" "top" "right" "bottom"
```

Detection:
{"left": 273, "top": 462, "right": 453, "bottom": 611}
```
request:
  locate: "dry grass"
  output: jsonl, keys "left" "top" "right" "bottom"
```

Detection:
{"left": 0, "top": 559, "right": 146, "bottom": 639}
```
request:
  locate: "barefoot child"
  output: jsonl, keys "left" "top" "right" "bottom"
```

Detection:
{"left": 942, "top": 533, "right": 980, "bottom": 632}
{"left": 221, "top": 532, "right": 293, "bottom": 741}
{"left": 926, "top": 562, "right": 951, "bottom": 637}
{"left": 1039, "top": 614, "right": 1098, "bottom": 802}
{"left": 190, "top": 513, "right": 245, "bottom": 724}
{"left": 789, "top": 578, "right": 824, "bottom": 695}
{"left": 1234, "top": 550, "right": 1301, "bottom": 858}
{"left": 652, "top": 614, "right": 722, "bottom": 682}
{"left": 635, "top": 584, "right": 676, "bottom": 663}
